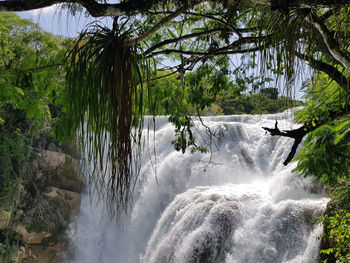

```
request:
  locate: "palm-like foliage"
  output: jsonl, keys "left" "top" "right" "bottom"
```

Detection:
{"left": 248, "top": 6, "right": 309, "bottom": 80}
{"left": 65, "top": 19, "right": 149, "bottom": 214}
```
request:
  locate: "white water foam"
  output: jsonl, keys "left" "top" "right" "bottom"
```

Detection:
{"left": 65, "top": 110, "right": 329, "bottom": 263}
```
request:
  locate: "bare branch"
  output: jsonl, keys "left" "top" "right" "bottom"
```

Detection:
{"left": 263, "top": 108, "right": 349, "bottom": 165}
{"left": 183, "top": 11, "right": 243, "bottom": 38}
{"left": 262, "top": 121, "right": 314, "bottom": 165}
{"left": 145, "top": 10, "right": 248, "bottom": 38}
{"left": 145, "top": 28, "right": 226, "bottom": 54}
{"left": 149, "top": 35, "right": 270, "bottom": 57}
{"left": 124, "top": 7, "right": 186, "bottom": 46}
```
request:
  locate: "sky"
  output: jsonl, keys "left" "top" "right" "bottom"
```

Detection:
{"left": 18, "top": 4, "right": 111, "bottom": 38}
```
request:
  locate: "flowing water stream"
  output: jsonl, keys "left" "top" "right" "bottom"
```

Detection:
{"left": 65, "top": 110, "right": 329, "bottom": 263}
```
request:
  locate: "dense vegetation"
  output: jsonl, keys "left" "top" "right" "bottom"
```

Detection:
{"left": 217, "top": 92, "right": 302, "bottom": 115}
{"left": 0, "top": 13, "right": 65, "bottom": 220}
{"left": 295, "top": 72, "right": 350, "bottom": 263}
{"left": 145, "top": 70, "right": 301, "bottom": 116}
{"left": 0, "top": 14, "right": 69, "bottom": 261}
{"left": 0, "top": 0, "right": 349, "bottom": 261}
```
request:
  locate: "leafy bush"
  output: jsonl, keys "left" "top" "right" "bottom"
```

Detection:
{"left": 0, "top": 13, "right": 66, "bottom": 213}
{"left": 293, "top": 117, "right": 350, "bottom": 185}
{"left": 0, "top": 229, "right": 20, "bottom": 262}
{"left": 321, "top": 210, "right": 350, "bottom": 263}
{"left": 0, "top": 107, "right": 31, "bottom": 203}
{"left": 0, "top": 238, "right": 16, "bottom": 263}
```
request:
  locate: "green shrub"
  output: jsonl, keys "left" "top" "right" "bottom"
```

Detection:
{"left": 321, "top": 210, "right": 350, "bottom": 263}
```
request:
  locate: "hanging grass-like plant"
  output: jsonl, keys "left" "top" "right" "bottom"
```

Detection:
{"left": 65, "top": 19, "right": 149, "bottom": 215}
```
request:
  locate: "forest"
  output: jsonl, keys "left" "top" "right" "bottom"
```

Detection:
{"left": 0, "top": 0, "right": 349, "bottom": 262}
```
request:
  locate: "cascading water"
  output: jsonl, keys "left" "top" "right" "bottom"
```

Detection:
{"left": 65, "top": 110, "right": 329, "bottom": 263}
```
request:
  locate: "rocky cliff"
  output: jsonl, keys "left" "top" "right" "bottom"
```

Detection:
{"left": 0, "top": 150, "right": 84, "bottom": 263}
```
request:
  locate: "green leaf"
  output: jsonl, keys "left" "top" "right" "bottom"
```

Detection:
{"left": 167, "top": 28, "right": 177, "bottom": 39}
{"left": 334, "top": 127, "right": 350, "bottom": 144}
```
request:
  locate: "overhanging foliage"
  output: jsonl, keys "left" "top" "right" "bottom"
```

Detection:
{"left": 65, "top": 19, "right": 151, "bottom": 213}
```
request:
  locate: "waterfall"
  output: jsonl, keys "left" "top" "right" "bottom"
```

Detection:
{"left": 65, "top": 110, "right": 329, "bottom": 263}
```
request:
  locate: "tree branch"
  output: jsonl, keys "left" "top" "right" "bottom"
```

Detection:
{"left": 236, "top": 27, "right": 260, "bottom": 33}
{"left": 0, "top": 0, "right": 162, "bottom": 17}
{"left": 296, "top": 52, "right": 349, "bottom": 92}
{"left": 262, "top": 120, "right": 315, "bottom": 165}
{"left": 319, "top": 8, "right": 335, "bottom": 21}
{"left": 249, "top": 0, "right": 350, "bottom": 9}
{"left": 149, "top": 45, "right": 268, "bottom": 58}
{"left": 183, "top": 11, "right": 243, "bottom": 38}
{"left": 124, "top": 7, "right": 186, "bottom": 46}
{"left": 263, "top": 107, "right": 349, "bottom": 165}
{"left": 145, "top": 28, "right": 227, "bottom": 54}
{"left": 2, "top": 0, "right": 350, "bottom": 17}
{"left": 149, "top": 35, "right": 270, "bottom": 57}
{"left": 306, "top": 11, "right": 350, "bottom": 72}
{"left": 145, "top": 10, "right": 255, "bottom": 38}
